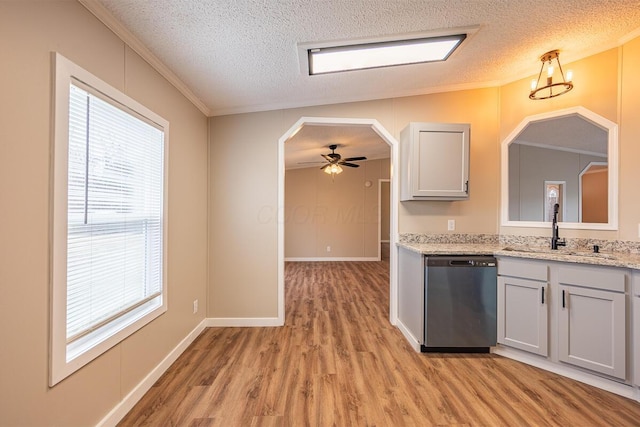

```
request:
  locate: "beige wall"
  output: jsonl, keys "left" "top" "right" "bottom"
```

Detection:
{"left": 619, "top": 36, "right": 640, "bottom": 241}
{"left": 208, "top": 87, "right": 501, "bottom": 318}
{"left": 3, "top": 3, "right": 638, "bottom": 424}
{"left": 0, "top": 2, "right": 208, "bottom": 426}
{"left": 381, "top": 180, "right": 391, "bottom": 241}
{"left": 285, "top": 159, "right": 390, "bottom": 259}
{"left": 395, "top": 89, "right": 501, "bottom": 233}
{"left": 582, "top": 169, "right": 608, "bottom": 223}
{"left": 209, "top": 40, "right": 640, "bottom": 321}
{"left": 499, "top": 47, "right": 625, "bottom": 239}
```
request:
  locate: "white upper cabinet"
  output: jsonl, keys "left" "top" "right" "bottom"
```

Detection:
{"left": 400, "top": 122, "right": 470, "bottom": 201}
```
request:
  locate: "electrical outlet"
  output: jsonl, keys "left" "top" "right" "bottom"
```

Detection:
{"left": 193, "top": 299, "right": 198, "bottom": 314}
{"left": 326, "top": 245, "right": 331, "bottom": 252}
{"left": 447, "top": 219, "right": 455, "bottom": 231}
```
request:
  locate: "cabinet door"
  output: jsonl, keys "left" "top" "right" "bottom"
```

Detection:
{"left": 634, "top": 273, "right": 640, "bottom": 386}
{"left": 634, "top": 296, "right": 640, "bottom": 386}
{"left": 558, "top": 285, "right": 626, "bottom": 379}
{"left": 397, "top": 247, "right": 424, "bottom": 344}
{"left": 400, "top": 122, "right": 469, "bottom": 200}
{"left": 498, "top": 276, "right": 548, "bottom": 356}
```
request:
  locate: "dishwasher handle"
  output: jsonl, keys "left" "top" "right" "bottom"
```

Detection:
{"left": 426, "top": 256, "right": 497, "bottom": 267}
{"left": 449, "top": 260, "right": 474, "bottom": 266}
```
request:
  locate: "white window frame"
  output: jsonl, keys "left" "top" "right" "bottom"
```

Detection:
{"left": 50, "top": 53, "right": 169, "bottom": 386}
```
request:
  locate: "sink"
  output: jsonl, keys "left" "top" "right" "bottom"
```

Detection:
{"left": 502, "top": 246, "right": 554, "bottom": 254}
{"left": 566, "top": 250, "right": 617, "bottom": 260}
{"left": 501, "top": 246, "right": 617, "bottom": 260}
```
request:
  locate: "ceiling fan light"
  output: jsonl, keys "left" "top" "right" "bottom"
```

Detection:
{"left": 324, "top": 164, "right": 343, "bottom": 175}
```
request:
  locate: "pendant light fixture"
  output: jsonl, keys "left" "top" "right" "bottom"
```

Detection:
{"left": 529, "top": 50, "right": 573, "bottom": 100}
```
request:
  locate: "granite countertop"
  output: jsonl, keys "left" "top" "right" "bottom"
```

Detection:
{"left": 397, "top": 241, "right": 640, "bottom": 270}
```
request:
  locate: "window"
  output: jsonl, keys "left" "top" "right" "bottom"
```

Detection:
{"left": 544, "top": 181, "right": 564, "bottom": 222}
{"left": 50, "top": 53, "right": 168, "bottom": 386}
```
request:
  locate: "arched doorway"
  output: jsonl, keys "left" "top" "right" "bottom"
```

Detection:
{"left": 277, "top": 117, "right": 400, "bottom": 324}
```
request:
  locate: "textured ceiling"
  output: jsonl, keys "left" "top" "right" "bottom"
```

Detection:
{"left": 95, "top": 0, "right": 640, "bottom": 117}
{"left": 88, "top": 0, "right": 639, "bottom": 169}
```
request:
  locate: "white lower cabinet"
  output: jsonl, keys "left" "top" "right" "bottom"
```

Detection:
{"left": 635, "top": 294, "right": 640, "bottom": 387}
{"left": 498, "top": 276, "right": 548, "bottom": 356}
{"left": 557, "top": 264, "right": 627, "bottom": 380}
{"left": 397, "top": 246, "right": 425, "bottom": 345}
{"left": 498, "top": 257, "right": 630, "bottom": 383}
{"left": 558, "top": 284, "right": 626, "bottom": 379}
{"left": 497, "top": 258, "right": 549, "bottom": 356}
{"left": 634, "top": 272, "right": 640, "bottom": 387}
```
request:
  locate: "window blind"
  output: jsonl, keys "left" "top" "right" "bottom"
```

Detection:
{"left": 66, "top": 82, "right": 164, "bottom": 345}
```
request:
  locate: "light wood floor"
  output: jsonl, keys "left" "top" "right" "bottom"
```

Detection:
{"left": 119, "top": 259, "right": 640, "bottom": 426}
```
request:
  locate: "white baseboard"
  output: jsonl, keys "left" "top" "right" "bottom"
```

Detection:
{"left": 96, "top": 319, "right": 208, "bottom": 427}
{"left": 493, "top": 345, "right": 638, "bottom": 401}
{"left": 204, "top": 317, "right": 283, "bottom": 327}
{"left": 395, "top": 319, "right": 421, "bottom": 352}
{"left": 285, "top": 257, "right": 379, "bottom": 262}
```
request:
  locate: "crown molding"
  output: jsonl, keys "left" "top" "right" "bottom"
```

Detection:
{"left": 78, "top": 0, "right": 211, "bottom": 116}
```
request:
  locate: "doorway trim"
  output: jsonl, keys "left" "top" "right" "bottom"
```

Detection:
{"left": 378, "top": 179, "right": 391, "bottom": 261}
{"left": 278, "top": 117, "right": 400, "bottom": 325}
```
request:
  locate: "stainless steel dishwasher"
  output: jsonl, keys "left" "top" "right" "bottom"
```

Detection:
{"left": 422, "top": 255, "right": 497, "bottom": 352}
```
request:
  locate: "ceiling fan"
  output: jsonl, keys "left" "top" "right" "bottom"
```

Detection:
{"left": 299, "top": 144, "right": 367, "bottom": 174}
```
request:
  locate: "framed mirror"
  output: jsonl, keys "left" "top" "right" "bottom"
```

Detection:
{"left": 501, "top": 106, "right": 618, "bottom": 230}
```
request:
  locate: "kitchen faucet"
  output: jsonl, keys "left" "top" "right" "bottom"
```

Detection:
{"left": 551, "top": 203, "right": 566, "bottom": 250}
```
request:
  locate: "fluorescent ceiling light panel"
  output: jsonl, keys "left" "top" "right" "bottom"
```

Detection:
{"left": 308, "top": 34, "right": 466, "bottom": 75}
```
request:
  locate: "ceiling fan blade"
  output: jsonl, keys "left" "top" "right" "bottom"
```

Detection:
{"left": 321, "top": 154, "right": 334, "bottom": 162}
{"left": 320, "top": 164, "right": 330, "bottom": 170}
{"left": 339, "top": 162, "right": 360, "bottom": 168}
{"left": 344, "top": 156, "right": 367, "bottom": 161}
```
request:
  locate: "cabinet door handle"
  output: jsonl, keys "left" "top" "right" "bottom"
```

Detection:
{"left": 465, "top": 181, "right": 469, "bottom": 194}
{"left": 541, "top": 286, "right": 545, "bottom": 304}
{"left": 562, "top": 289, "right": 566, "bottom": 308}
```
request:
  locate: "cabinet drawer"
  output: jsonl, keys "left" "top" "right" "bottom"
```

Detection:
{"left": 558, "top": 265, "right": 626, "bottom": 293}
{"left": 498, "top": 258, "right": 548, "bottom": 281}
